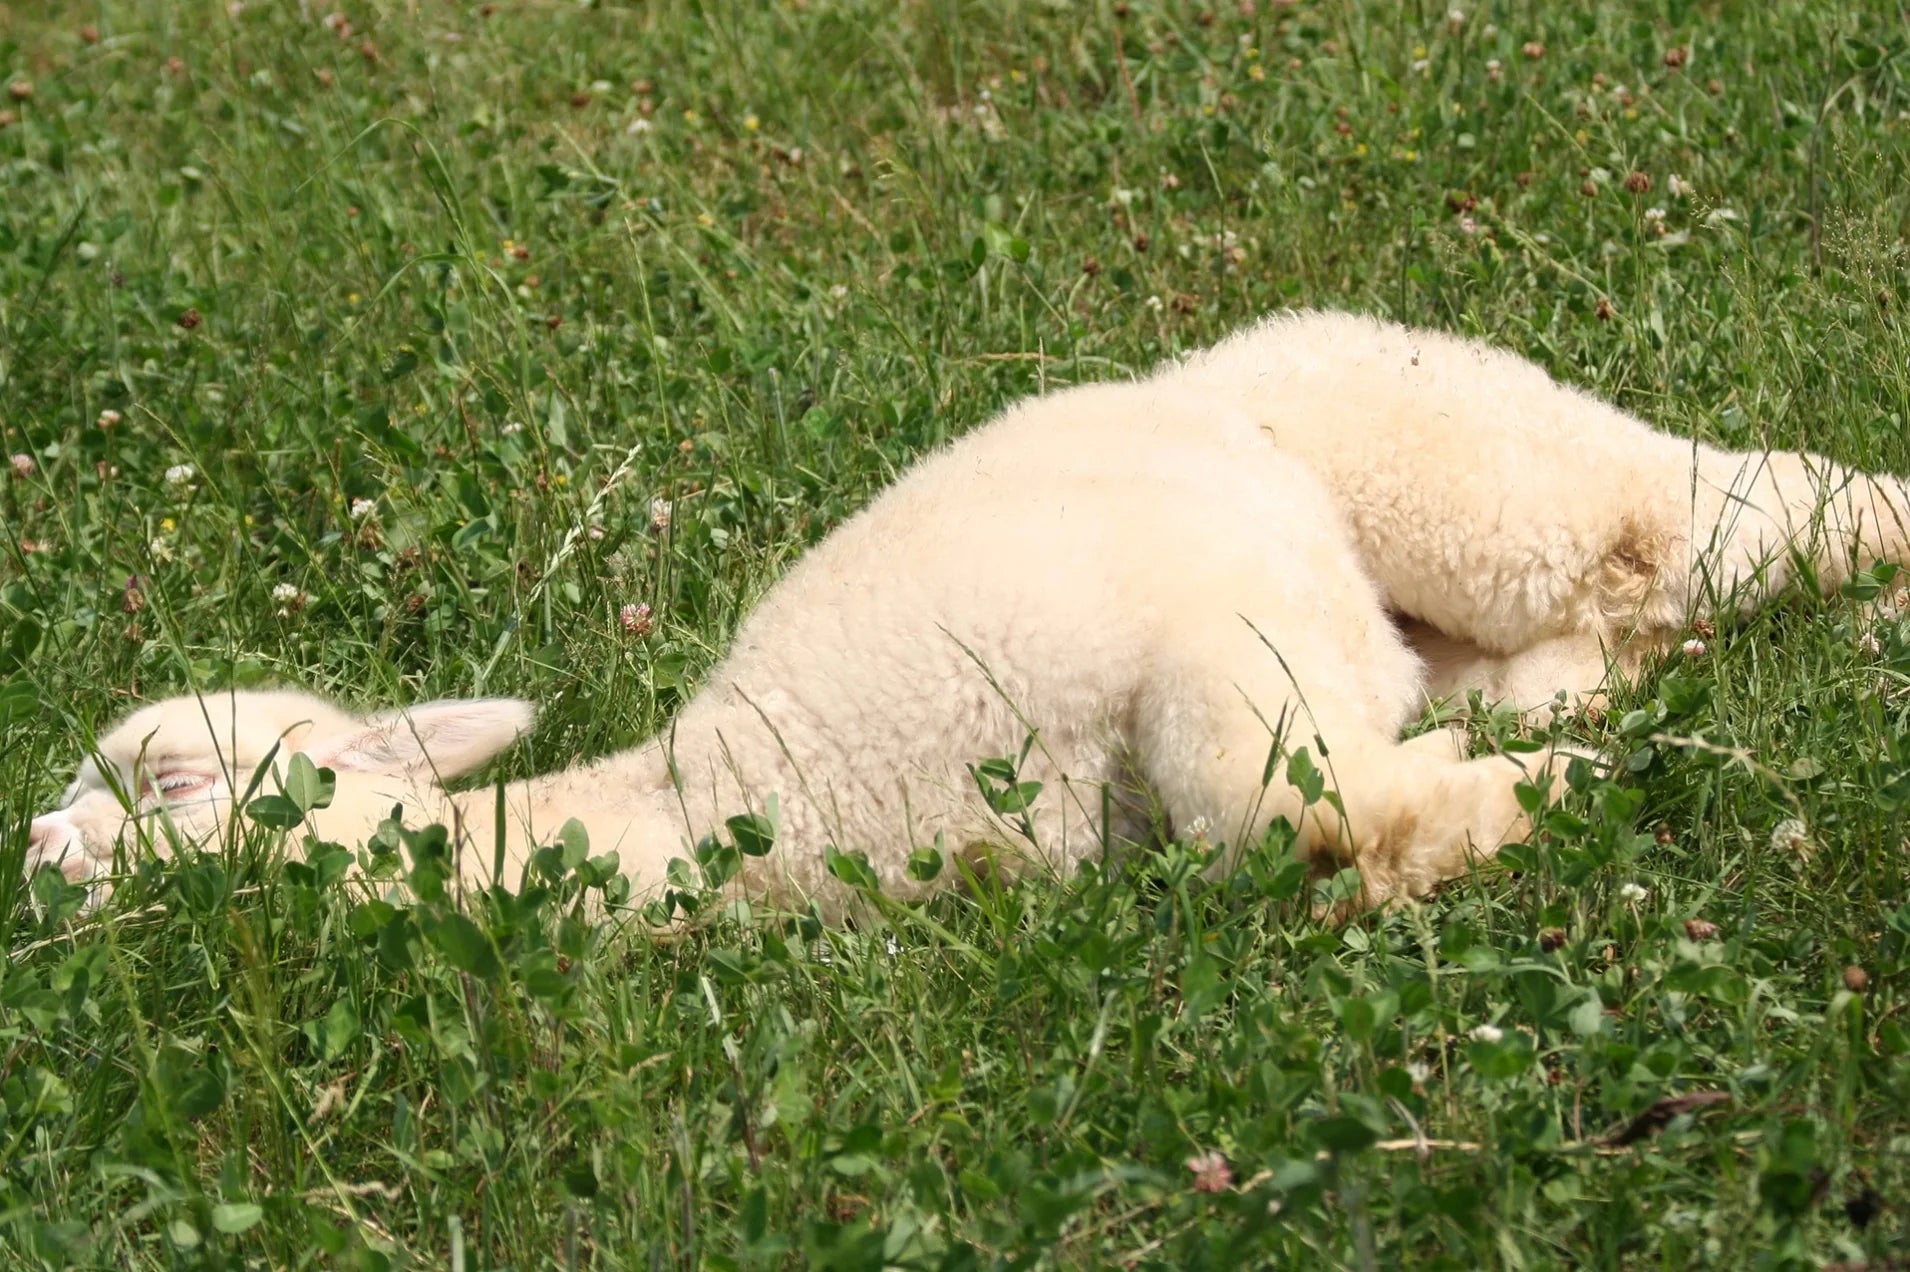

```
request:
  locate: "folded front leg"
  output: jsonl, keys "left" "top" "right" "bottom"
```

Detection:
{"left": 1401, "top": 620, "right": 1669, "bottom": 721}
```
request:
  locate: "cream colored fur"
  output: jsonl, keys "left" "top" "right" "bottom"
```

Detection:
{"left": 27, "top": 311, "right": 1910, "bottom": 918}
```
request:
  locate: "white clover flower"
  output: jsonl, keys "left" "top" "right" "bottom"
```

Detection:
{"left": 1145, "top": 294, "right": 1164, "bottom": 312}
{"left": 271, "top": 582, "right": 309, "bottom": 617}
{"left": 148, "top": 535, "right": 175, "bottom": 564}
{"left": 349, "top": 497, "right": 377, "bottom": 520}
{"left": 1681, "top": 637, "right": 1707, "bottom": 658}
{"left": 96, "top": 408, "right": 122, "bottom": 427}
{"left": 625, "top": 117, "right": 654, "bottom": 136}
{"left": 1447, "top": 8, "right": 1465, "bottom": 29}
{"left": 1618, "top": 882, "right": 1649, "bottom": 904}
{"left": 649, "top": 496, "right": 672, "bottom": 534}
{"left": 1469, "top": 1023, "right": 1504, "bottom": 1044}
{"left": 9, "top": 453, "right": 34, "bottom": 478}
{"left": 164, "top": 463, "right": 196, "bottom": 488}
{"left": 829, "top": 284, "right": 850, "bottom": 301}
{"left": 587, "top": 523, "right": 605, "bottom": 541}
{"left": 1406, "top": 1060, "right": 1432, "bottom": 1083}
{"left": 1411, "top": 58, "right": 1431, "bottom": 74}
{"left": 1184, "top": 814, "right": 1211, "bottom": 843}
{"left": 1667, "top": 173, "right": 1692, "bottom": 198}
{"left": 1858, "top": 631, "right": 1883, "bottom": 656}
{"left": 1644, "top": 207, "right": 1666, "bottom": 223}
{"left": 1486, "top": 58, "right": 1503, "bottom": 80}
{"left": 1770, "top": 818, "right": 1810, "bottom": 853}
{"left": 1458, "top": 215, "right": 1479, "bottom": 235}
{"left": 501, "top": 421, "right": 525, "bottom": 436}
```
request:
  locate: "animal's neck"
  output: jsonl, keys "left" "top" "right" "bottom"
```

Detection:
{"left": 310, "top": 747, "right": 692, "bottom": 891}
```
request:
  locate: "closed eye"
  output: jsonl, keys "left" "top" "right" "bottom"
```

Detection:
{"left": 147, "top": 773, "right": 214, "bottom": 800}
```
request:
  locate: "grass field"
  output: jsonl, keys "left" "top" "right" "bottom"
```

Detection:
{"left": 2, "top": 0, "right": 1909, "bottom": 1266}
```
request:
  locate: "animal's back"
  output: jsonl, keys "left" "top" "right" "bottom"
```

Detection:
{"left": 673, "top": 377, "right": 1406, "bottom": 891}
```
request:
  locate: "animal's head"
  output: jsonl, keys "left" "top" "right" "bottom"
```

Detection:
{"left": 27, "top": 689, "right": 534, "bottom": 884}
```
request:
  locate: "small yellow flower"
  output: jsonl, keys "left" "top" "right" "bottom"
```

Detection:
{"left": 682, "top": 108, "right": 699, "bottom": 123}
{"left": 160, "top": 517, "right": 176, "bottom": 533}
{"left": 1009, "top": 68, "right": 1026, "bottom": 82}
{"left": 743, "top": 114, "right": 759, "bottom": 131}
{"left": 697, "top": 211, "right": 715, "bottom": 227}
{"left": 553, "top": 472, "right": 569, "bottom": 487}
{"left": 1354, "top": 142, "right": 1369, "bottom": 156}
{"left": 1248, "top": 64, "right": 1265, "bottom": 81}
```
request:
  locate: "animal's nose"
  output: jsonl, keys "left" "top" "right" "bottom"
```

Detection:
{"left": 26, "top": 814, "right": 86, "bottom": 879}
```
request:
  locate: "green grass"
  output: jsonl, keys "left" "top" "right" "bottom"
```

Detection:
{"left": 2, "top": 0, "right": 1909, "bottom": 1266}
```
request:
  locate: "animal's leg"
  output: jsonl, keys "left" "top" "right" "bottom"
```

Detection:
{"left": 1689, "top": 450, "right": 1910, "bottom": 617}
{"left": 1401, "top": 619, "right": 1667, "bottom": 719}
{"left": 1131, "top": 622, "right": 1578, "bottom": 910}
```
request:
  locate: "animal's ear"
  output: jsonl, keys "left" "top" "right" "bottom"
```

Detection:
{"left": 306, "top": 698, "right": 535, "bottom": 780}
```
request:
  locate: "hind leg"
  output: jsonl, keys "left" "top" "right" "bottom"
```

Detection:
{"left": 1387, "top": 445, "right": 1910, "bottom": 714}
{"left": 1687, "top": 449, "right": 1910, "bottom": 617}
